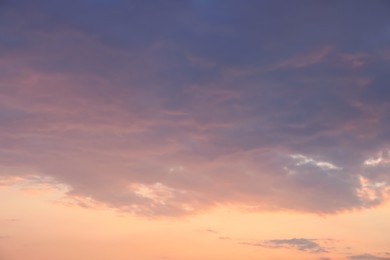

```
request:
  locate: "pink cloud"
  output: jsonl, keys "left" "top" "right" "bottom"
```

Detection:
{"left": 1, "top": 5, "right": 389, "bottom": 217}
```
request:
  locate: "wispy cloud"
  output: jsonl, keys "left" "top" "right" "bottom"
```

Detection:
{"left": 4, "top": 219, "right": 19, "bottom": 222}
{"left": 349, "top": 254, "right": 390, "bottom": 260}
{"left": 204, "top": 229, "right": 219, "bottom": 234}
{"left": 241, "top": 238, "right": 330, "bottom": 254}
{"left": 223, "top": 46, "right": 333, "bottom": 77}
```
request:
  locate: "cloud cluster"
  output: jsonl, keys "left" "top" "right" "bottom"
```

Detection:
{"left": 0, "top": 1, "right": 389, "bottom": 216}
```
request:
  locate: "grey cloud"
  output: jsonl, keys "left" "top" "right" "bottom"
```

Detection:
{"left": 243, "top": 238, "right": 328, "bottom": 254}
{"left": 349, "top": 254, "right": 390, "bottom": 260}
{"left": 0, "top": 1, "right": 389, "bottom": 217}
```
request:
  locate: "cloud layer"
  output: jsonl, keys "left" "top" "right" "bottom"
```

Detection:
{"left": 0, "top": 0, "right": 389, "bottom": 216}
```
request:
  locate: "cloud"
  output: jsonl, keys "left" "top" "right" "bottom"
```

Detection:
{"left": 289, "top": 154, "right": 341, "bottom": 170}
{"left": 242, "top": 238, "right": 329, "bottom": 254}
{"left": 204, "top": 229, "right": 219, "bottom": 234}
{"left": 349, "top": 254, "right": 390, "bottom": 260}
{"left": 364, "top": 150, "right": 390, "bottom": 166}
{"left": 0, "top": 1, "right": 389, "bottom": 216}
{"left": 0, "top": 174, "right": 67, "bottom": 193}
{"left": 4, "top": 219, "right": 19, "bottom": 222}
{"left": 223, "top": 46, "right": 333, "bottom": 77}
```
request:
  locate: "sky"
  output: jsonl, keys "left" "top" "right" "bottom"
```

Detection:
{"left": 0, "top": 0, "right": 390, "bottom": 259}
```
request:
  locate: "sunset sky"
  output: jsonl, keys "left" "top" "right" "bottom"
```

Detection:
{"left": 1, "top": 1, "right": 390, "bottom": 259}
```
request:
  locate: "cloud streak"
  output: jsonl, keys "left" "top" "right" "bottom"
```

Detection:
{"left": 242, "top": 238, "right": 329, "bottom": 254}
{"left": 349, "top": 254, "right": 390, "bottom": 260}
